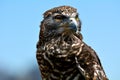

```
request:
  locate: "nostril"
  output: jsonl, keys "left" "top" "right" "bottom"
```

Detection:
{"left": 69, "top": 18, "right": 74, "bottom": 22}
{"left": 70, "top": 19, "right": 73, "bottom": 22}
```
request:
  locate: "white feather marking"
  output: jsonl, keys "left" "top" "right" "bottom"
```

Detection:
{"left": 43, "top": 53, "right": 54, "bottom": 69}
{"left": 50, "top": 73, "right": 59, "bottom": 79}
{"left": 73, "top": 74, "right": 80, "bottom": 80}
{"left": 56, "top": 48, "right": 60, "bottom": 53}
{"left": 75, "top": 57, "right": 86, "bottom": 77}
{"left": 76, "top": 43, "right": 84, "bottom": 56}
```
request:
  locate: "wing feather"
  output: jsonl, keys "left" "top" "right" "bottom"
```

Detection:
{"left": 76, "top": 42, "right": 108, "bottom": 80}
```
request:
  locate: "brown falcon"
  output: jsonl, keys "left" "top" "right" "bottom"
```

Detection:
{"left": 36, "top": 6, "right": 108, "bottom": 80}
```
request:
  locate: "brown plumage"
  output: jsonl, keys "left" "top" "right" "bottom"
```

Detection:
{"left": 36, "top": 6, "right": 108, "bottom": 80}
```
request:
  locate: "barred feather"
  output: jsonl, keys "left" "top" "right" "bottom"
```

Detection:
{"left": 36, "top": 6, "right": 108, "bottom": 80}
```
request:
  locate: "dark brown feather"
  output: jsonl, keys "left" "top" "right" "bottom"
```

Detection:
{"left": 36, "top": 6, "right": 108, "bottom": 80}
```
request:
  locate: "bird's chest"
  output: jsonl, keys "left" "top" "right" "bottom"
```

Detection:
{"left": 42, "top": 37, "right": 78, "bottom": 68}
{"left": 41, "top": 49, "right": 80, "bottom": 80}
{"left": 39, "top": 37, "right": 82, "bottom": 79}
{"left": 43, "top": 37, "right": 82, "bottom": 58}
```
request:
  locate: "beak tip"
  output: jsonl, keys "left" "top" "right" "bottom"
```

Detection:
{"left": 69, "top": 23, "right": 77, "bottom": 31}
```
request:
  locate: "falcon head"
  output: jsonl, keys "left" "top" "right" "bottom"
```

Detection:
{"left": 39, "top": 6, "right": 82, "bottom": 44}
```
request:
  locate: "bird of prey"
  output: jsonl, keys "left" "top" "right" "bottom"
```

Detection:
{"left": 36, "top": 6, "right": 108, "bottom": 80}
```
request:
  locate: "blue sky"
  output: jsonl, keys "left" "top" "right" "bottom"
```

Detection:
{"left": 0, "top": 0, "right": 120, "bottom": 80}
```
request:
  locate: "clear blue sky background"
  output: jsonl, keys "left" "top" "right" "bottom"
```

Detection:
{"left": 0, "top": 0, "right": 120, "bottom": 80}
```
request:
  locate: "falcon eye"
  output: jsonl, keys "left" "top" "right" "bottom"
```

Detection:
{"left": 54, "top": 15, "right": 66, "bottom": 20}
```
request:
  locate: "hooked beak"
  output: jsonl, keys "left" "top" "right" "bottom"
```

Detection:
{"left": 57, "top": 17, "right": 78, "bottom": 34}
{"left": 68, "top": 17, "right": 78, "bottom": 31}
